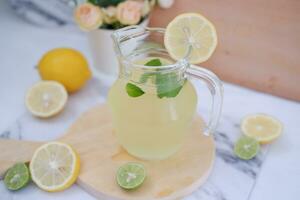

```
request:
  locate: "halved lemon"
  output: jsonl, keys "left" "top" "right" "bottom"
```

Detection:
{"left": 164, "top": 13, "right": 218, "bottom": 64}
{"left": 25, "top": 81, "right": 68, "bottom": 118}
{"left": 241, "top": 114, "right": 283, "bottom": 144}
{"left": 30, "top": 142, "right": 80, "bottom": 192}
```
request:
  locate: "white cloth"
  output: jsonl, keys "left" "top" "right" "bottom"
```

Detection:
{"left": 8, "top": 0, "right": 77, "bottom": 27}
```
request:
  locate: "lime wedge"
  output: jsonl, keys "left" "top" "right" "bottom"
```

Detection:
{"left": 234, "top": 136, "right": 260, "bottom": 160}
{"left": 116, "top": 163, "right": 146, "bottom": 189}
{"left": 4, "top": 163, "right": 31, "bottom": 191}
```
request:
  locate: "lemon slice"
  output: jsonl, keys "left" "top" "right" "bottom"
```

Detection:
{"left": 25, "top": 81, "right": 68, "bottom": 118}
{"left": 241, "top": 114, "right": 283, "bottom": 144}
{"left": 30, "top": 142, "right": 80, "bottom": 192}
{"left": 164, "top": 13, "right": 218, "bottom": 64}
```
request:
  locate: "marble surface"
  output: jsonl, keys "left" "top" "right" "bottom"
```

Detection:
{"left": 1, "top": 1, "right": 300, "bottom": 199}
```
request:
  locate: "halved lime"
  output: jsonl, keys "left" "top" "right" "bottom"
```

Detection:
{"left": 4, "top": 163, "right": 31, "bottom": 191}
{"left": 116, "top": 163, "right": 146, "bottom": 189}
{"left": 234, "top": 136, "right": 260, "bottom": 160}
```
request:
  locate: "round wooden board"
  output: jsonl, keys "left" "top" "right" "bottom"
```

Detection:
{"left": 0, "top": 104, "right": 215, "bottom": 200}
{"left": 61, "top": 104, "right": 215, "bottom": 200}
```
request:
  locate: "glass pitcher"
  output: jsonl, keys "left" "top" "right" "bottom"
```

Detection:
{"left": 108, "top": 26, "right": 223, "bottom": 160}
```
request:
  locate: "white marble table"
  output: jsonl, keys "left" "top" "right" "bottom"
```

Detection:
{"left": 1, "top": 1, "right": 300, "bottom": 199}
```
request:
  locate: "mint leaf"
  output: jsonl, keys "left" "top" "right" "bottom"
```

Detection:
{"left": 157, "top": 84, "right": 184, "bottom": 98}
{"left": 156, "top": 73, "right": 185, "bottom": 98}
{"left": 126, "top": 83, "right": 144, "bottom": 97}
{"left": 145, "top": 59, "right": 162, "bottom": 66}
{"left": 140, "top": 58, "right": 162, "bottom": 83}
{"left": 139, "top": 73, "right": 154, "bottom": 83}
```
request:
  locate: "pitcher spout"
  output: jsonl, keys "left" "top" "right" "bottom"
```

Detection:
{"left": 111, "top": 25, "right": 150, "bottom": 58}
{"left": 111, "top": 30, "right": 122, "bottom": 57}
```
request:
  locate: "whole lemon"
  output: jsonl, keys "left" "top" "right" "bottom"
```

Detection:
{"left": 38, "top": 48, "right": 92, "bottom": 93}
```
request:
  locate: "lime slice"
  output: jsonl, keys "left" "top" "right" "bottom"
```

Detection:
{"left": 116, "top": 163, "right": 146, "bottom": 189}
{"left": 164, "top": 13, "right": 218, "bottom": 64}
{"left": 234, "top": 136, "right": 260, "bottom": 160}
{"left": 241, "top": 113, "right": 283, "bottom": 144}
{"left": 4, "top": 163, "right": 31, "bottom": 191}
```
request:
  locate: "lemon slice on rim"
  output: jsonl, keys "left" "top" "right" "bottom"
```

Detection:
{"left": 241, "top": 114, "right": 283, "bottom": 144}
{"left": 164, "top": 13, "right": 218, "bottom": 64}
{"left": 30, "top": 142, "right": 80, "bottom": 192}
{"left": 25, "top": 81, "right": 68, "bottom": 118}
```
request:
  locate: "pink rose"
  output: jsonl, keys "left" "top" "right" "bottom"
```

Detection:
{"left": 74, "top": 3, "right": 103, "bottom": 31}
{"left": 117, "top": 1, "right": 143, "bottom": 25}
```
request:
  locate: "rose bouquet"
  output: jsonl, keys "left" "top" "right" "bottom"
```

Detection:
{"left": 74, "top": 0, "right": 174, "bottom": 31}
{"left": 73, "top": 0, "right": 174, "bottom": 77}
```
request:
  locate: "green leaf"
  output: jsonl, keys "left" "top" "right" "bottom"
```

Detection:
{"left": 156, "top": 73, "right": 185, "bottom": 98}
{"left": 126, "top": 83, "right": 145, "bottom": 97}
{"left": 157, "top": 84, "right": 184, "bottom": 98}
{"left": 145, "top": 58, "right": 162, "bottom": 66}
{"left": 139, "top": 58, "right": 184, "bottom": 98}
{"left": 139, "top": 58, "right": 162, "bottom": 83}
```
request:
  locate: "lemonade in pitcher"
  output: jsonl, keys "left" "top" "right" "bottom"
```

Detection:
{"left": 108, "top": 56, "right": 198, "bottom": 159}
{"left": 108, "top": 13, "right": 223, "bottom": 160}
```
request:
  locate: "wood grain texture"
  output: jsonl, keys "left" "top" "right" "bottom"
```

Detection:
{"left": 150, "top": 0, "right": 300, "bottom": 101}
{"left": 0, "top": 104, "right": 215, "bottom": 200}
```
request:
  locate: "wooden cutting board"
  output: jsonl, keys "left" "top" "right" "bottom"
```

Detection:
{"left": 0, "top": 104, "right": 215, "bottom": 200}
{"left": 150, "top": 0, "right": 300, "bottom": 101}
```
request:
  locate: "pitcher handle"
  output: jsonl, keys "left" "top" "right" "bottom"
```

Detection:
{"left": 186, "top": 65, "right": 223, "bottom": 136}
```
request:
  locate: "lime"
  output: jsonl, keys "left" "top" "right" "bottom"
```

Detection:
{"left": 116, "top": 163, "right": 146, "bottom": 189}
{"left": 4, "top": 163, "right": 31, "bottom": 191}
{"left": 234, "top": 136, "right": 260, "bottom": 160}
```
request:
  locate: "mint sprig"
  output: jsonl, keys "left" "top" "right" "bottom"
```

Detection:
{"left": 126, "top": 58, "right": 184, "bottom": 98}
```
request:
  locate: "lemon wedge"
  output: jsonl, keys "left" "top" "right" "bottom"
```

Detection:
{"left": 30, "top": 142, "right": 80, "bottom": 192}
{"left": 241, "top": 114, "right": 283, "bottom": 144}
{"left": 164, "top": 13, "right": 218, "bottom": 64}
{"left": 25, "top": 81, "right": 68, "bottom": 118}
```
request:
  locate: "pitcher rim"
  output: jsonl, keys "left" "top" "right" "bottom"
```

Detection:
{"left": 111, "top": 26, "right": 190, "bottom": 72}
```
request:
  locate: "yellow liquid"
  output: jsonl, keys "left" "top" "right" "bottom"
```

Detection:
{"left": 108, "top": 57, "right": 197, "bottom": 160}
